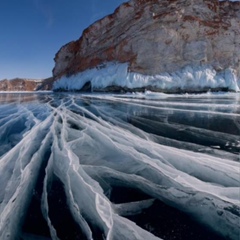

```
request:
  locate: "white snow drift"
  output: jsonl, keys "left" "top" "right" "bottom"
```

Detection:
{"left": 53, "top": 63, "right": 240, "bottom": 92}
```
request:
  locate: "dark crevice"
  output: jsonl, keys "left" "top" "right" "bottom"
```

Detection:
{"left": 105, "top": 186, "right": 226, "bottom": 240}
{"left": 127, "top": 200, "right": 226, "bottom": 240}
{"left": 47, "top": 174, "right": 106, "bottom": 240}
{"left": 21, "top": 148, "right": 52, "bottom": 239}
{"left": 47, "top": 174, "right": 87, "bottom": 240}
{"left": 68, "top": 121, "right": 81, "bottom": 130}
{"left": 109, "top": 186, "right": 152, "bottom": 204}
{"left": 128, "top": 116, "right": 239, "bottom": 154}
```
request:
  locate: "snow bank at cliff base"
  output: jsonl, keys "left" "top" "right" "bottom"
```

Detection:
{"left": 53, "top": 63, "right": 240, "bottom": 92}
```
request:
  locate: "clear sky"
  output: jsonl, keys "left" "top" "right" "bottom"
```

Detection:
{"left": 0, "top": 0, "right": 126, "bottom": 80}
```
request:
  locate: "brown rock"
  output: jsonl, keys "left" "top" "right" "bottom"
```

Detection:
{"left": 53, "top": 0, "right": 240, "bottom": 86}
{"left": 0, "top": 77, "right": 53, "bottom": 91}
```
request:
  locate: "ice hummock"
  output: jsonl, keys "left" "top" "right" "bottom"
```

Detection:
{"left": 53, "top": 63, "right": 240, "bottom": 92}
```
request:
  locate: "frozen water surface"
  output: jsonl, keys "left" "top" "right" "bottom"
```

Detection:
{"left": 0, "top": 92, "right": 239, "bottom": 240}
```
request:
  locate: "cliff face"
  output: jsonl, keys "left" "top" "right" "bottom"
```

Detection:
{"left": 53, "top": 0, "right": 240, "bottom": 85}
{"left": 0, "top": 77, "right": 53, "bottom": 91}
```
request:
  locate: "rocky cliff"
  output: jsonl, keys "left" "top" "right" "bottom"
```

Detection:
{"left": 0, "top": 77, "right": 53, "bottom": 91}
{"left": 53, "top": 0, "right": 240, "bottom": 92}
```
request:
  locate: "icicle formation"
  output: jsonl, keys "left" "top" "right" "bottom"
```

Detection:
{"left": 53, "top": 63, "right": 240, "bottom": 93}
{"left": 0, "top": 93, "right": 239, "bottom": 240}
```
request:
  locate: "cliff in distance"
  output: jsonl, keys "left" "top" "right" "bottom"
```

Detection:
{"left": 53, "top": 0, "right": 240, "bottom": 92}
{"left": 0, "top": 77, "right": 53, "bottom": 91}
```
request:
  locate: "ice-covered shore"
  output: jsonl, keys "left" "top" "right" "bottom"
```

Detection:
{"left": 53, "top": 63, "right": 240, "bottom": 93}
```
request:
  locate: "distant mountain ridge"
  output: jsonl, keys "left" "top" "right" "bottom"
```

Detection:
{"left": 0, "top": 77, "right": 53, "bottom": 91}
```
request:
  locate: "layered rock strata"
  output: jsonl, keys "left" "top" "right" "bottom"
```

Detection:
{"left": 53, "top": 0, "right": 240, "bottom": 92}
{"left": 0, "top": 77, "right": 53, "bottom": 91}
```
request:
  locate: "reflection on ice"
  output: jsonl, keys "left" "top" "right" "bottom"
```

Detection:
{"left": 0, "top": 92, "right": 239, "bottom": 240}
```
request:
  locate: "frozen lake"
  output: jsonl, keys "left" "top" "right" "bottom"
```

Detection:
{"left": 0, "top": 92, "right": 239, "bottom": 240}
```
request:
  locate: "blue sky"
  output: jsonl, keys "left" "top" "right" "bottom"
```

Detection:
{"left": 0, "top": 0, "right": 126, "bottom": 79}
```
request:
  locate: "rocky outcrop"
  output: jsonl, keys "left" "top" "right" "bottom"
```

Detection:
{"left": 0, "top": 77, "right": 53, "bottom": 91}
{"left": 53, "top": 0, "right": 240, "bottom": 92}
